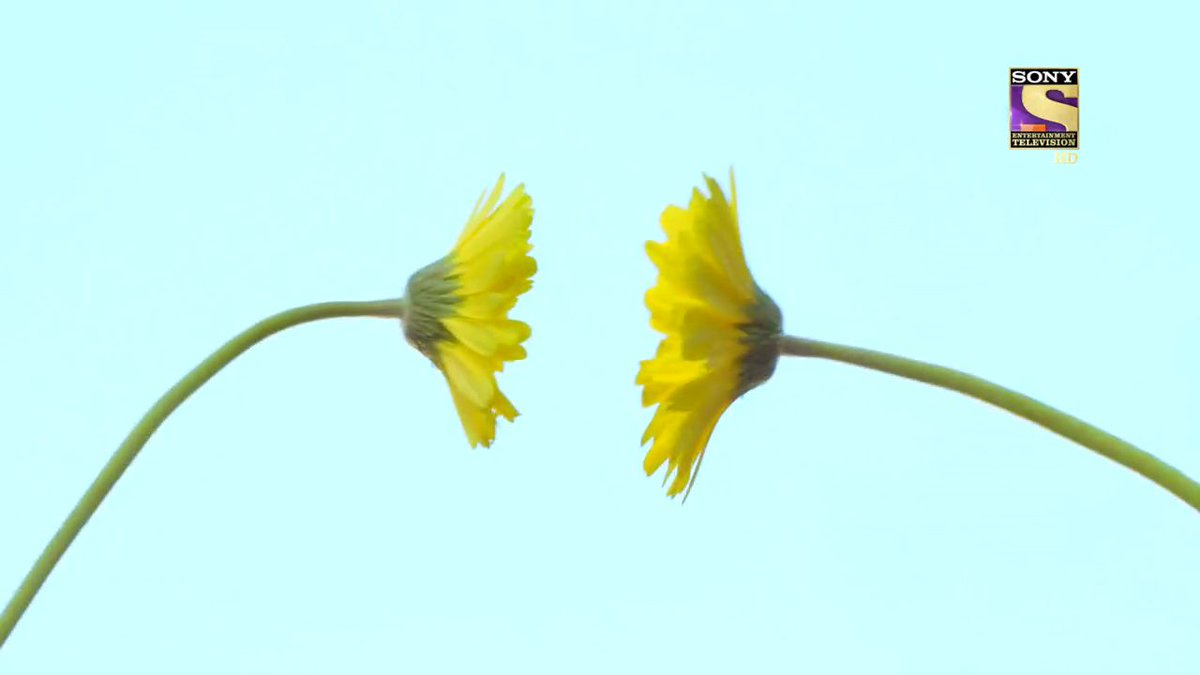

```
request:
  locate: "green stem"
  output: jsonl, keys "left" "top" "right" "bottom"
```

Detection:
{"left": 0, "top": 299, "right": 407, "bottom": 648}
{"left": 778, "top": 335, "right": 1200, "bottom": 512}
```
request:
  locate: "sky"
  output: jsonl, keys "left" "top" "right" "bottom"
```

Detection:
{"left": 1, "top": 1, "right": 1197, "bottom": 673}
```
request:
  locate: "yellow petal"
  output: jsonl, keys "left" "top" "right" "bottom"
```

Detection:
{"left": 457, "top": 186, "right": 532, "bottom": 262}
{"left": 439, "top": 342, "right": 496, "bottom": 408}
{"left": 494, "top": 390, "right": 518, "bottom": 421}
{"left": 448, "top": 382, "right": 495, "bottom": 448}
{"left": 457, "top": 292, "right": 518, "bottom": 320}
{"left": 442, "top": 317, "right": 499, "bottom": 357}
{"left": 457, "top": 174, "right": 508, "bottom": 247}
{"left": 456, "top": 249, "right": 537, "bottom": 296}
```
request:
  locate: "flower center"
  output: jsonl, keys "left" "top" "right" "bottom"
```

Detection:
{"left": 401, "top": 256, "right": 460, "bottom": 363}
{"left": 736, "top": 285, "right": 783, "bottom": 397}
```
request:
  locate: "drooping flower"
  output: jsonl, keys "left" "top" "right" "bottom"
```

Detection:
{"left": 638, "top": 171, "right": 782, "bottom": 498}
{"left": 402, "top": 174, "right": 535, "bottom": 447}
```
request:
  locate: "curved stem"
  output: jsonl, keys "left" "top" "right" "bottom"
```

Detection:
{"left": 0, "top": 299, "right": 407, "bottom": 648}
{"left": 779, "top": 335, "right": 1200, "bottom": 512}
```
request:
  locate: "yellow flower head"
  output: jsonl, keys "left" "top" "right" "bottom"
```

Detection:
{"left": 638, "top": 171, "right": 782, "bottom": 498}
{"left": 402, "top": 174, "right": 535, "bottom": 448}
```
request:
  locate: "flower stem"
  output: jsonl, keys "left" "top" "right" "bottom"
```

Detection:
{"left": 778, "top": 335, "right": 1200, "bottom": 512}
{"left": 0, "top": 299, "right": 407, "bottom": 648}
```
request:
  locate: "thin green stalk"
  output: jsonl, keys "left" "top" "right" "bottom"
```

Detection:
{"left": 0, "top": 299, "right": 407, "bottom": 648}
{"left": 778, "top": 335, "right": 1200, "bottom": 512}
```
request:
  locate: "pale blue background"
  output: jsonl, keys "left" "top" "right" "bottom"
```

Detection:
{"left": 1, "top": 1, "right": 1197, "bottom": 673}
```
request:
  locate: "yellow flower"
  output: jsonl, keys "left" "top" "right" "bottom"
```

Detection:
{"left": 638, "top": 171, "right": 782, "bottom": 498}
{"left": 402, "top": 174, "right": 535, "bottom": 447}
